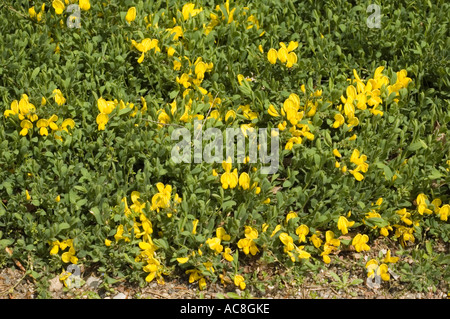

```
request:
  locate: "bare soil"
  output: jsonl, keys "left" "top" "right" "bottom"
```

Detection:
{"left": 1, "top": 237, "right": 448, "bottom": 299}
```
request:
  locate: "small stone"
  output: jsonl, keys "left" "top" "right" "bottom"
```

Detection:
{"left": 86, "top": 276, "right": 102, "bottom": 289}
{"left": 113, "top": 292, "right": 127, "bottom": 299}
{"left": 49, "top": 276, "right": 63, "bottom": 292}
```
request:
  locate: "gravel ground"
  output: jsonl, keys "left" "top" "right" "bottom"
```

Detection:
{"left": 1, "top": 238, "right": 448, "bottom": 299}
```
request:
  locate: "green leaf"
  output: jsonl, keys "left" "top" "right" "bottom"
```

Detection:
{"left": 0, "top": 239, "right": 14, "bottom": 248}
{"left": 408, "top": 140, "right": 426, "bottom": 151}
{"left": 118, "top": 107, "right": 132, "bottom": 116}
{"left": 89, "top": 207, "right": 103, "bottom": 225}
{"left": 59, "top": 223, "right": 70, "bottom": 231}
{"left": 31, "top": 67, "right": 40, "bottom": 80}
{"left": 154, "top": 238, "right": 169, "bottom": 250}
{"left": 364, "top": 217, "right": 388, "bottom": 228}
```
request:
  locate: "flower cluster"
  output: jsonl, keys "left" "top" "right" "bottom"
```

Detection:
{"left": 237, "top": 226, "right": 259, "bottom": 255}
{"left": 267, "top": 41, "right": 298, "bottom": 68}
{"left": 52, "top": 0, "right": 91, "bottom": 15}
{"left": 50, "top": 238, "right": 78, "bottom": 264}
{"left": 105, "top": 184, "right": 182, "bottom": 283}
{"left": 366, "top": 250, "right": 399, "bottom": 285}
{"left": 96, "top": 96, "right": 147, "bottom": 130}
{"left": 4, "top": 92, "right": 75, "bottom": 139}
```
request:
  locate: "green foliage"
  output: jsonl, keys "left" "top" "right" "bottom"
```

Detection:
{"left": 0, "top": 0, "right": 448, "bottom": 294}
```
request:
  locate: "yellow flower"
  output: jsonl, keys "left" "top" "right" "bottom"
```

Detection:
{"left": 383, "top": 250, "right": 399, "bottom": 263}
{"left": 52, "top": 89, "right": 66, "bottom": 106}
{"left": 206, "top": 237, "right": 223, "bottom": 253}
{"left": 195, "top": 61, "right": 207, "bottom": 81}
{"left": 192, "top": 219, "right": 199, "bottom": 234}
{"left": 198, "top": 277, "right": 207, "bottom": 290}
{"left": 394, "top": 225, "right": 415, "bottom": 245}
{"left": 366, "top": 259, "right": 390, "bottom": 281}
{"left": 50, "top": 241, "right": 61, "bottom": 255}
{"left": 55, "top": 195, "right": 61, "bottom": 202}
{"left": 221, "top": 159, "right": 238, "bottom": 189}
{"left": 125, "top": 7, "right": 137, "bottom": 23}
{"left": 36, "top": 119, "right": 50, "bottom": 136}
{"left": 61, "top": 245, "right": 78, "bottom": 264}
{"left": 243, "top": 226, "right": 258, "bottom": 240}
{"left": 96, "top": 113, "right": 109, "bottom": 131}
{"left": 365, "top": 259, "right": 378, "bottom": 278}
{"left": 279, "top": 233, "right": 295, "bottom": 252}
{"left": 29, "top": 7, "right": 37, "bottom": 19}
{"left": 320, "top": 231, "right": 340, "bottom": 263}
{"left": 286, "top": 211, "right": 298, "bottom": 223}
{"left": 213, "top": 228, "right": 229, "bottom": 242}
{"left": 352, "top": 233, "right": 370, "bottom": 252}
{"left": 277, "top": 46, "right": 288, "bottom": 64}
{"left": 286, "top": 41, "right": 299, "bottom": 52}
{"left": 167, "top": 46, "right": 176, "bottom": 57}
{"left": 418, "top": 203, "right": 433, "bottom": 215}
{"left": 237, "top": 238, "right": 259, "bottom": 255}
{"left": 176, "top": 73, "right": 191, "bottom": 89}
{"left": 286, "top": 52, "right": 297, "bottom": 68}
{"left": 79, "top": 0, "right": 91, "bottom": 11}
{"left": 186, "top": 269, "right": 202, "bottom": 284}
{"left": 397, "top": 208, "right": 413, "bottom": 225}
{"left": 378, "top": 264, "right": 390, "bottom": 281}
{"left": 114, "top": 224, "right": 126, "bottom": 242}
{"left": 176, "top": 257, "right": 190, "bottom": 264}
{"left": 295, "top": 224, "right": 309, "bottom": 243}
{"left": 181, "top": 3, "right": 202, "bottom": 21}
{"left": 151, "top": 183, "right": 172, "bottom": 211}
{"left": 61, "top": 118, "right": 75, "bottom": 132}
{"left": 167, "top": 26, "right": 184, "bottom": 40}
{"left": 310, "top": 233, "right": 323, "bottom": 248}
{"left": 267, "top": 48, "right": 277, "bottom": 64}
{"left": 332, "top": 149, "right": 342, "bottom": 158}
{"left": 431, "top": 198, "right": 442, "bottom": 213}
{"left": 234, "top": 275, "right": 246, "bottom": 290}
{"left": 380, "top": 225, "right": 392, "bottom": 237}
{"left": 225, "top": 110, "right": 236, "bottom": 122}
{"left": 130, "top": 191, "right": 146, "bottom": 214}
{"left": 268, "top": 104, "right": 280, "bottom": 117}
{"left": 322, "top": 254, "right": 331, "bottom": 264}
{"left": 337, "top": 216, "right": 355, "bottom": 235}
{"left": 52, "top": 0, "right": 65, "bottom": 15}
{"left": 19, "top": 120, "right": 33, "bottom": 136}
{"left": 296, "top": 246, "right": 311, "bottom": 260}
{"left": 4, "top": 99, "right": 19, "bottom": 118}
{"left": 270, "top": 224, "right": 281, "bottom": 237}
{"left": 332, "top": 113, "right": 345, "bottom": 128}
{"left": 104, "top": 239, "right": 112, "bottom": 247}
{"left": 438, "top": 204, "right": 449, "bottom": 221}
{"left": 223, "top": 247, "right": 234, "bottom": 262}
{"left": 238, "top": 172, "right": 250, "bottom": 190}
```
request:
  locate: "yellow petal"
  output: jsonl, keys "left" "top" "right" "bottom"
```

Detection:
{"left": 176, "top": 257, "right": 189, "bottom": 264}
{"left": 126, "top": 7, "right": 137, "bottom": 23}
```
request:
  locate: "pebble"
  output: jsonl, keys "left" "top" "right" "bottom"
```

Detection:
{"left": 86, "top": 276, "right": 102, "bottom": 289}
{"left": 113, "top": 292, "right": 127, "bottom": 299}
{"left": 48, "top": 275, "right": 63, "bottom": 292}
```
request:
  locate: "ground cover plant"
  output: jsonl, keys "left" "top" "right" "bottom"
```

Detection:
{"left": 0, "top": 0, "right": 449, "bottom": 298}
